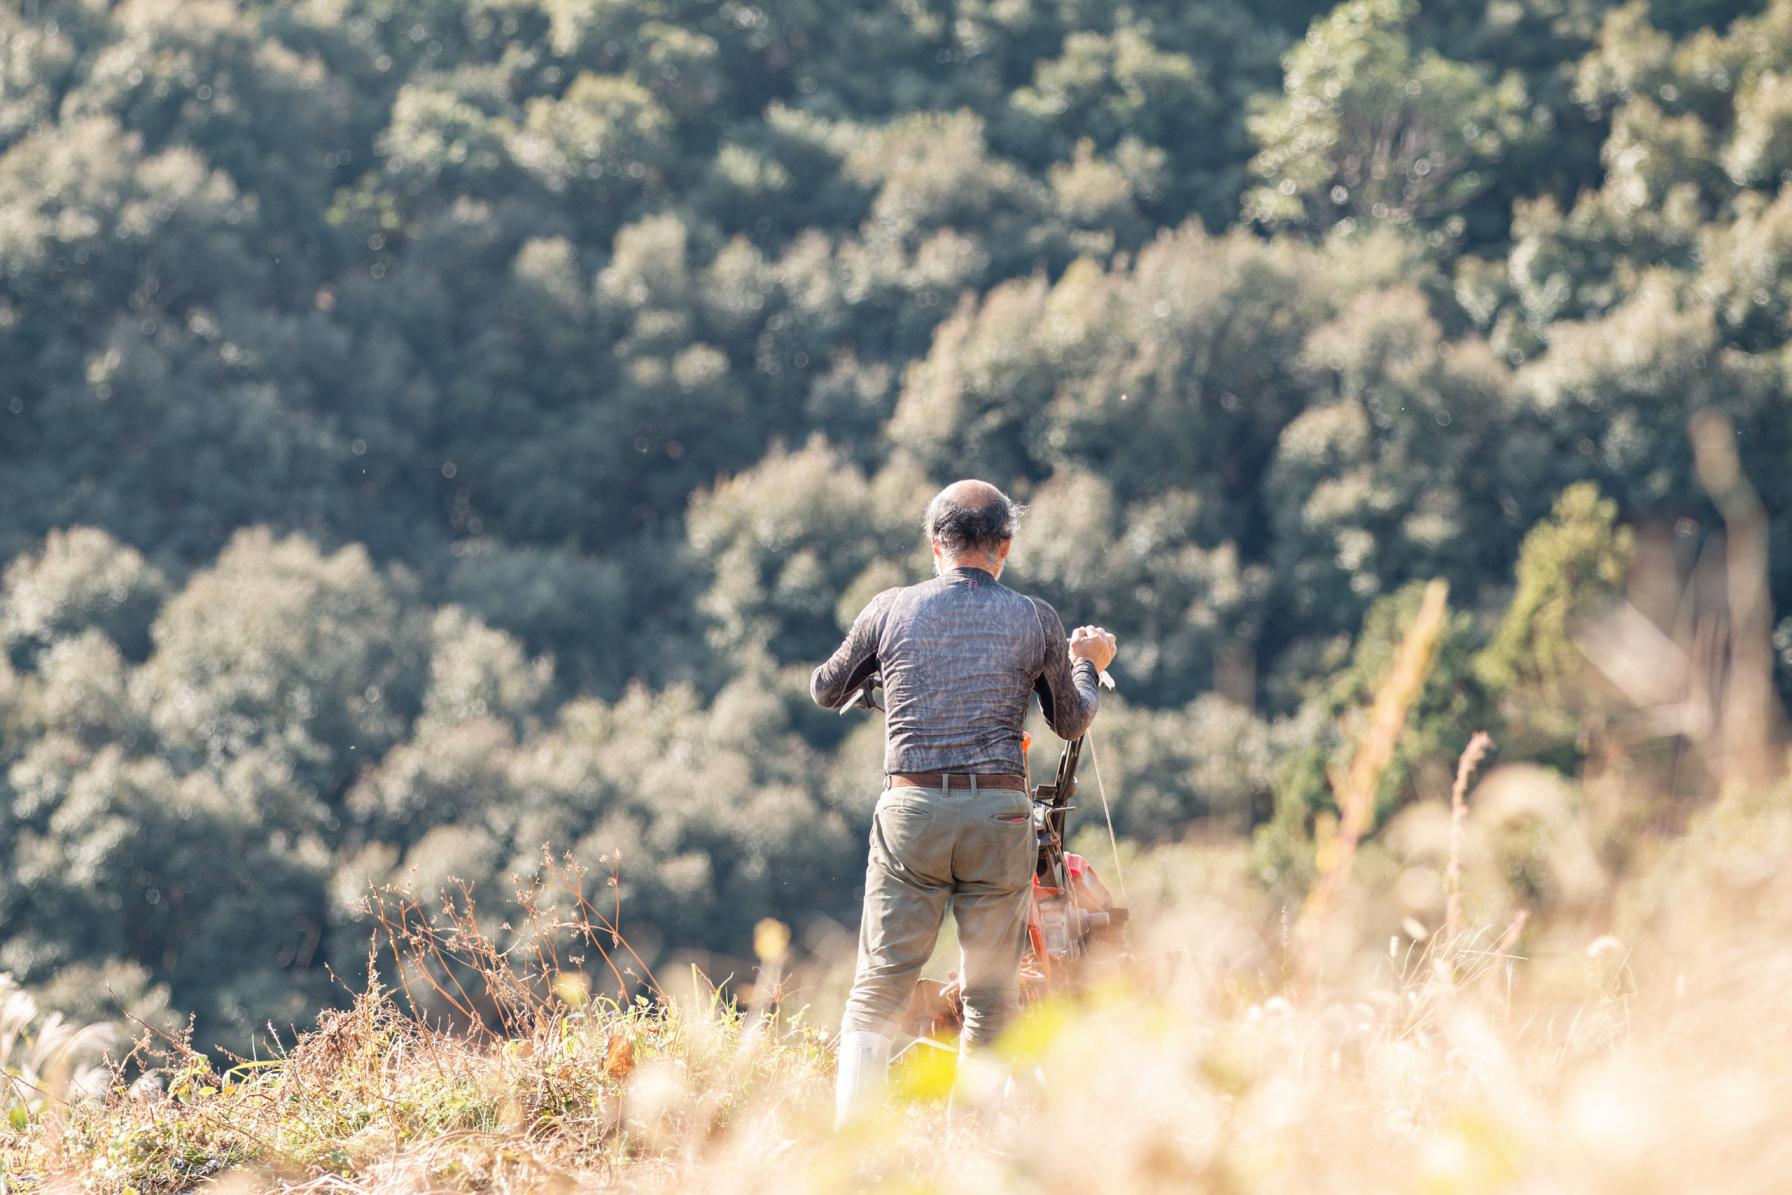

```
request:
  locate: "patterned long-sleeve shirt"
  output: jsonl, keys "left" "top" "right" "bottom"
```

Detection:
{"left": 810, "top": 566, "right": 1101, "bottom": 776}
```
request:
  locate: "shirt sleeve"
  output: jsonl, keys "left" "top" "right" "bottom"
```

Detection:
{"left": 1030, "top": 597, "right": 1100, "bottom": 741}
{"left": 810, "top": 589, "right": 898, "bottom": 710}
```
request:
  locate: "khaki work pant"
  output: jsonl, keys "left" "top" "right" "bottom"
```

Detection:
{"left": 840, "top": 781, "right": 1035, "bottom": 1048}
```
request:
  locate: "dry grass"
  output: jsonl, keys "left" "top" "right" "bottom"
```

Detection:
{"left": 1297, "top": 578, "right": 1450, "bottom": 983}
{"left": 2, "top": 779, "right": 1789, "bottom": 1194}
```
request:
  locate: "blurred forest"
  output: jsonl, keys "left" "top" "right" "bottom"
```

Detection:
{"left": 2, "top": 0, "right": 1790, "bottom": 1049}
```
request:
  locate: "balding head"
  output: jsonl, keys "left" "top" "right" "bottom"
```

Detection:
{"left": 923, "top": 480, "right": 1021, "bottom": 572}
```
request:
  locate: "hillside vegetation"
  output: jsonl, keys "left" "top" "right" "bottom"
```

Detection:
{"left": 2, "top": 0, "right": 1790, "bottom": 1097}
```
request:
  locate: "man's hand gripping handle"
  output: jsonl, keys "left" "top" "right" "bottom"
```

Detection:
{"left": 1069, "top": 625, "right": 1118, "bottom": 689}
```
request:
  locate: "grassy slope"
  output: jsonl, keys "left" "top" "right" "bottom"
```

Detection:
{"left": 5, "top": 792, "right": 1792, "bottom": 1194}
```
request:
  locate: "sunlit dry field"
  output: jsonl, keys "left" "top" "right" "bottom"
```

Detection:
{"left": 5, "top": 762, "right": 1790, "bottom": 1194}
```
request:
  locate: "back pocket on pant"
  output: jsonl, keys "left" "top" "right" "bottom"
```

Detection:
{"left": 962, "top": 800, "right": 1035, "bottom": 889}
{"left": 989, "top": 796, "right": 1032, "bottom": 824}
{"left": 872, "top": 800, "right": 938, "bottom": 870}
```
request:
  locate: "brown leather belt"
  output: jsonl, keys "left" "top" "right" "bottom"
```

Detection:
{"left": 886, "top": 772, "right": 1028, "bottom": 792}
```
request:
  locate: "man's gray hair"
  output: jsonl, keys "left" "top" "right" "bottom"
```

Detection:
{"left": 922, "top": 482, "right": 1024, "bottom": 557}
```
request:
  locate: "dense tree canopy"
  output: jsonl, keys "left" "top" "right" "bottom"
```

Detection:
{"left": 1, "top": 0, "right": 1788, "bottom": 1048}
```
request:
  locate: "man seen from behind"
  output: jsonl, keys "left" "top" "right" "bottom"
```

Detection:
{"left": 811, "top": 479, "right": 1117, "bottom": 1127}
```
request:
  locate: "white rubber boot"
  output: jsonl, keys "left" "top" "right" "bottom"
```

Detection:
{"left": 834, "top": 1029, "right": 893, "bottom": 1129}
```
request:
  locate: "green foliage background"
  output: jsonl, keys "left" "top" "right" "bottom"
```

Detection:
{"left": 2, "top": 0, "right": 1789, "bottom": 1047}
